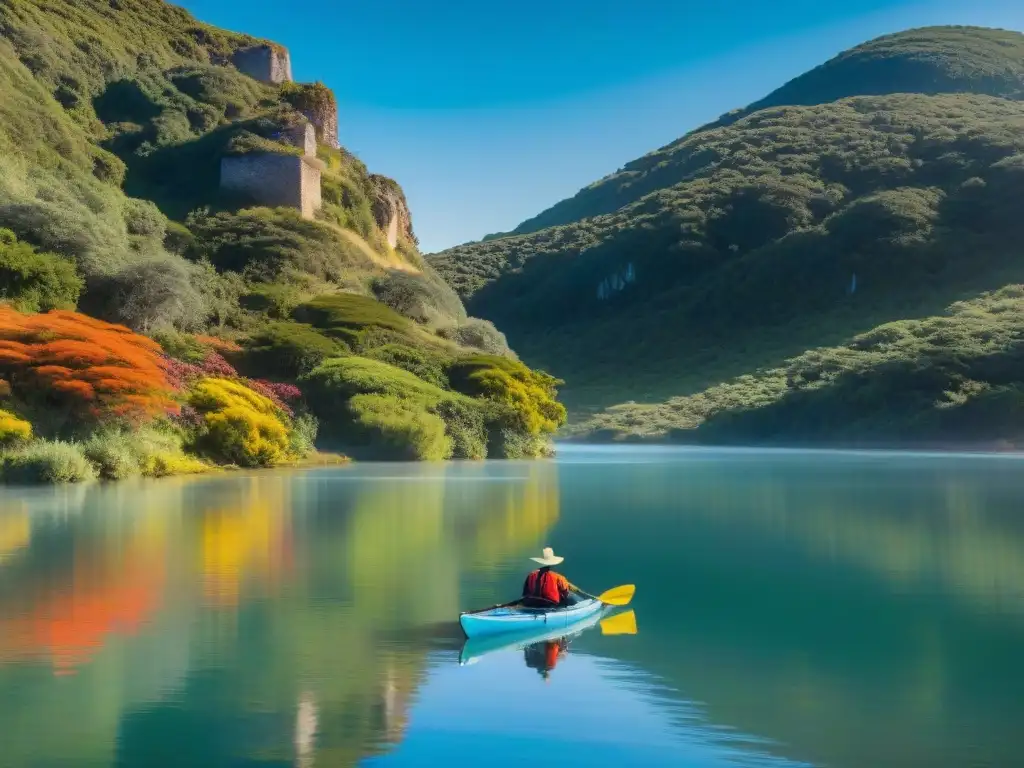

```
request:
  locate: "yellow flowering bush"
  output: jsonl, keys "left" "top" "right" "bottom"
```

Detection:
{"left": 448, "top": 355, "right": 566, "bottom": 436}
{"left": 188, "top": 378, "right": 291, "bottom": 467}
{"left": 0, "top": 409, "right": 32, "bottom": 445}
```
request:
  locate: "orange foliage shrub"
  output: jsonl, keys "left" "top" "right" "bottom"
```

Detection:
{"left": 195, "top": 334, "right": 243, "bottom": 354}
{"left": 0, "top": 307, "right": 177, "bottom": 422}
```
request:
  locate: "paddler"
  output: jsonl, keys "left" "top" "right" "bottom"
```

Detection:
{"left": 521, "top": 547, "right": 582, "bottom": 607}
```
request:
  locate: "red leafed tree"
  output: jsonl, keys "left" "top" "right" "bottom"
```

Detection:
{"left": 0, "top": 306, "right": 177, "bottom": 422}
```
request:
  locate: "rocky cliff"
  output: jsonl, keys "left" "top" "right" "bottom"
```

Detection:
{"left": 370, "top": 175, "right": 416, "bottom": 249}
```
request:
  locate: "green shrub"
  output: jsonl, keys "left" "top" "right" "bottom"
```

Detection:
{"left": 163, "top": 221, "right": 197, "bottom": 257}
{"left": 302, "top": 356, "right": 449, "bottom": 405}
{"left": 240, "top": 281, "right": 312, "bottom": 319}
{"left": 300, "top": 356, "right": 491, "bottom": 459}
{"left": 431, "top": 398, "right": 487, "bottom": 459}
{"left": 292, "top": 292, "right": 411, "bottom": 334}
{"left": 86, "top": 256, "right": 206, "bottom": 332}
{"left": 486, "top": 422, "right": 550, "bottom": 459}
{"left": 438, "top": 318, "right": 513, "bottom": 356}
{"left": 190, "top": 259, "right": 247, "bottom": 330}
{"left": 186, "top": 208, "right": 376, "bottom": 282}
{"left": 348, "top": 394, "right": 452, "bottom": 461}
{"left": 364, "top": 343, "right": 450, "bottom": 389}
{"left": 0, "top": 228, "right": 83, "bottom": 311}
{"left": 2, "top": 440, "right": 96, "bottom": 484}
{"left": 225, "top": 131, "right": 303, "bottom": 157}
{"left": 153, "top": 329, "right": 208, "bottom": 364}
{"left": 243, "top": 320, "right": 346, "bottom": 378}
{"left": 448, "top": 355, "right": 567, "bottom": 435}
{"left": 371, "top": 269, "right": 467, "bottom": 327}
{"left": 289, "top": 412, "right": 319, "bottom": 457}
{"left": 122, "top": 198, "right": 167, "bottom": 237}
{"left": 167, "top": 64, "right": 273, "bottom": 113}
{"left": 83, "top": 430, "right": 141, "bottom": 480}
{"left": 82, "top": 426, "right": 206, "bottom": 480}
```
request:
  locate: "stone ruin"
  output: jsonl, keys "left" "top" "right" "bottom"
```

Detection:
{"left": 220, "top": 121, "right": 323, "bottom": 219}
{"left": 221, "top": 43, "right": 344, "bottom": 218}
{"left": 230, "top": 44, "right": 293, "bottom": 84}
{"left": 302, "top": 103, "right": 339, "bottom": 150}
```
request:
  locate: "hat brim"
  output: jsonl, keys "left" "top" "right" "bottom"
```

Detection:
{"left": 530, "top": 556, "right": 564, "bottom": 566}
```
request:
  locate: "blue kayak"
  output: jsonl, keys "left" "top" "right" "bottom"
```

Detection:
{"left": 459, "top": 598, "right": 604, "bottom": 639}
{"left": 459, "top": 606, "right": 606, "bottom": 665}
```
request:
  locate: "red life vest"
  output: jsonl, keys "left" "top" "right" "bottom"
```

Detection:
{"left": 524, "top": 569, "right": 563, "bottom": 605}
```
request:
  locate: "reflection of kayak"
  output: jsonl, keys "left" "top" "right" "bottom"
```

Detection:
{"left": 459, "top": 598, "right": 604, "bottom": 639}
{"left": 459, "top": 606, "right": 605, "bottom": 665}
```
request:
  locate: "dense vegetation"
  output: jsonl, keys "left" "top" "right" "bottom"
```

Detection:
{"left": 0, "top": 0, "right": 564, "bottom": 480}
{"left": 432, "top": 26, "right": 1024, "bottom": 446}
{"left": 577, "top": 286, "right": 1024, "bottom": 446}
{"left": 479, "top": 26, "right": 1024, "bottom": 238}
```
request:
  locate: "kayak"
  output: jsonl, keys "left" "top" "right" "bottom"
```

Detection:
{"left": 459, "top": 606, "right": 606, "bottom": 665}
{"left": 459, "top": 598, "right": 604, "bottom": 639}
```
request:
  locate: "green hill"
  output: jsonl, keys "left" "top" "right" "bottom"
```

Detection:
{"left": 478, "top": 26, "right": 1024, "bottom": 240}
{"left": 0, "top": 0, "right": 565, "bottom": 478}
{"left": 431, "top": 26, "right": 1024, "bottom": 447}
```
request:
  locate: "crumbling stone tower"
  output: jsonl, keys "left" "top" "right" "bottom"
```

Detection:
{"left": 220, "top": 121, "right": 323, "bottom": 219}
{"left": 230, "top": 44, "right": 293, "bottom": 84}
{"left": 221, "top": 41, "right": 339, "bottom": 219}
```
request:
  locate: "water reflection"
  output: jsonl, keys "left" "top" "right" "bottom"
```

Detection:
{"left": 0, "top": 501, "right": 29, "bottom": 564}
{"left": 0, "top": 462, "right": 566, "bottom": 767}
{"left": 523, "top": 637, "right": 568, "bottom": 679}
{"left": 557, "top": 447, "right": 1024, "bottom": 768}
{"left": 0, "top": 450, "right": 1022, "bottom": 767}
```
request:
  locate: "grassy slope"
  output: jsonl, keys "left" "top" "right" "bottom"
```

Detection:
{"left": 0, "top": 0, "right": 564, "bottom": 464}
{"left": 431, "top": 26, "right": 1024, "bottom": 444}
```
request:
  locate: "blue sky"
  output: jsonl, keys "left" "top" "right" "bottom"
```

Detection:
{"left": 178, "top": 0, "right": 1024, "bottom": 253}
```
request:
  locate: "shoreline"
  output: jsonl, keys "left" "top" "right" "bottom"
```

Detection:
{"left": 0, "top": 450, "right": 351, "bottom": 488}
{"left": 556, "top": 435, "right": 1024, "bottom": 457}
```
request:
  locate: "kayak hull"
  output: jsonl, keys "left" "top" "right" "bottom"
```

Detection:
{"left": 459, "top": 607, "right": 606, "bottom": 665}
{"left": 459, "top": 598, "right": 604, "bottom": 639}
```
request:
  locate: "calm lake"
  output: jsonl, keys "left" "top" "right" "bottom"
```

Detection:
{"left": 2, "top": 445, "right": 1023, "bottom": 767}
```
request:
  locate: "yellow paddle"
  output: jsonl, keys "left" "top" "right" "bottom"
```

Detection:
{"left": 569, "top": 583, "right": 636, "bottom": 606}
{"left": 595, "top": 584, "right": 636, "bottom": 606}
{"left": 599, "top": 610, "right": 637, "bottom": 636}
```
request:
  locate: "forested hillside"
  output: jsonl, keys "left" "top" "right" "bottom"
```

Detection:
{"left": 432, "top": 26, "right": 1024, "bottom": 446}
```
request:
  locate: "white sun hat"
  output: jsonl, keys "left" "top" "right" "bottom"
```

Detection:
{"left": 530, "top": 547, "right": 564, "bottom": 566}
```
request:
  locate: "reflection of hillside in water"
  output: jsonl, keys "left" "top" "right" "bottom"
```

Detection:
{"left": 0, "top": 481, "right": 195, "bottom": 768}
{"left": 458, "top": 462, "right": 560, "bottom": 573}
{"left": 561, "top": 454, "right": 1024, "bottom": 768}
{"left": 197, "top": 474, "right": 295, "bottom": 608}
{"left": 687, "top": 462, "right": 1024, "bottom": 620}
{"left": 0, "top": 501, "right": 29, "bottom": 563}
{"left": 0, "top": 464, "right": 566, "bottom": 767}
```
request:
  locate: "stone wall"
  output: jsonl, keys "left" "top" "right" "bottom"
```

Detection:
{"left": 300, "top": 102, "right": 339, "bottom": 149}
{"left": 230, "top": 44, "right": 293, "bottom": 84}
{"left": 281, "top": 121, "right": 317, "bottom": 156}
{"left": 220, "top": 154, "right": 322, "bottom": 219}
{"left": 298, "top": 158, "right": 322, "bottom": 219}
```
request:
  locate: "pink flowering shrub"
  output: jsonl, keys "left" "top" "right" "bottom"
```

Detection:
{"left": 246, "top": 379, "right": 300, "bottom": 417}
{"left": 162, "top": 356, "right": 302, "bottom": 418}
{"left": 199, "top": 351, "right": 237, "bottom": 377}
